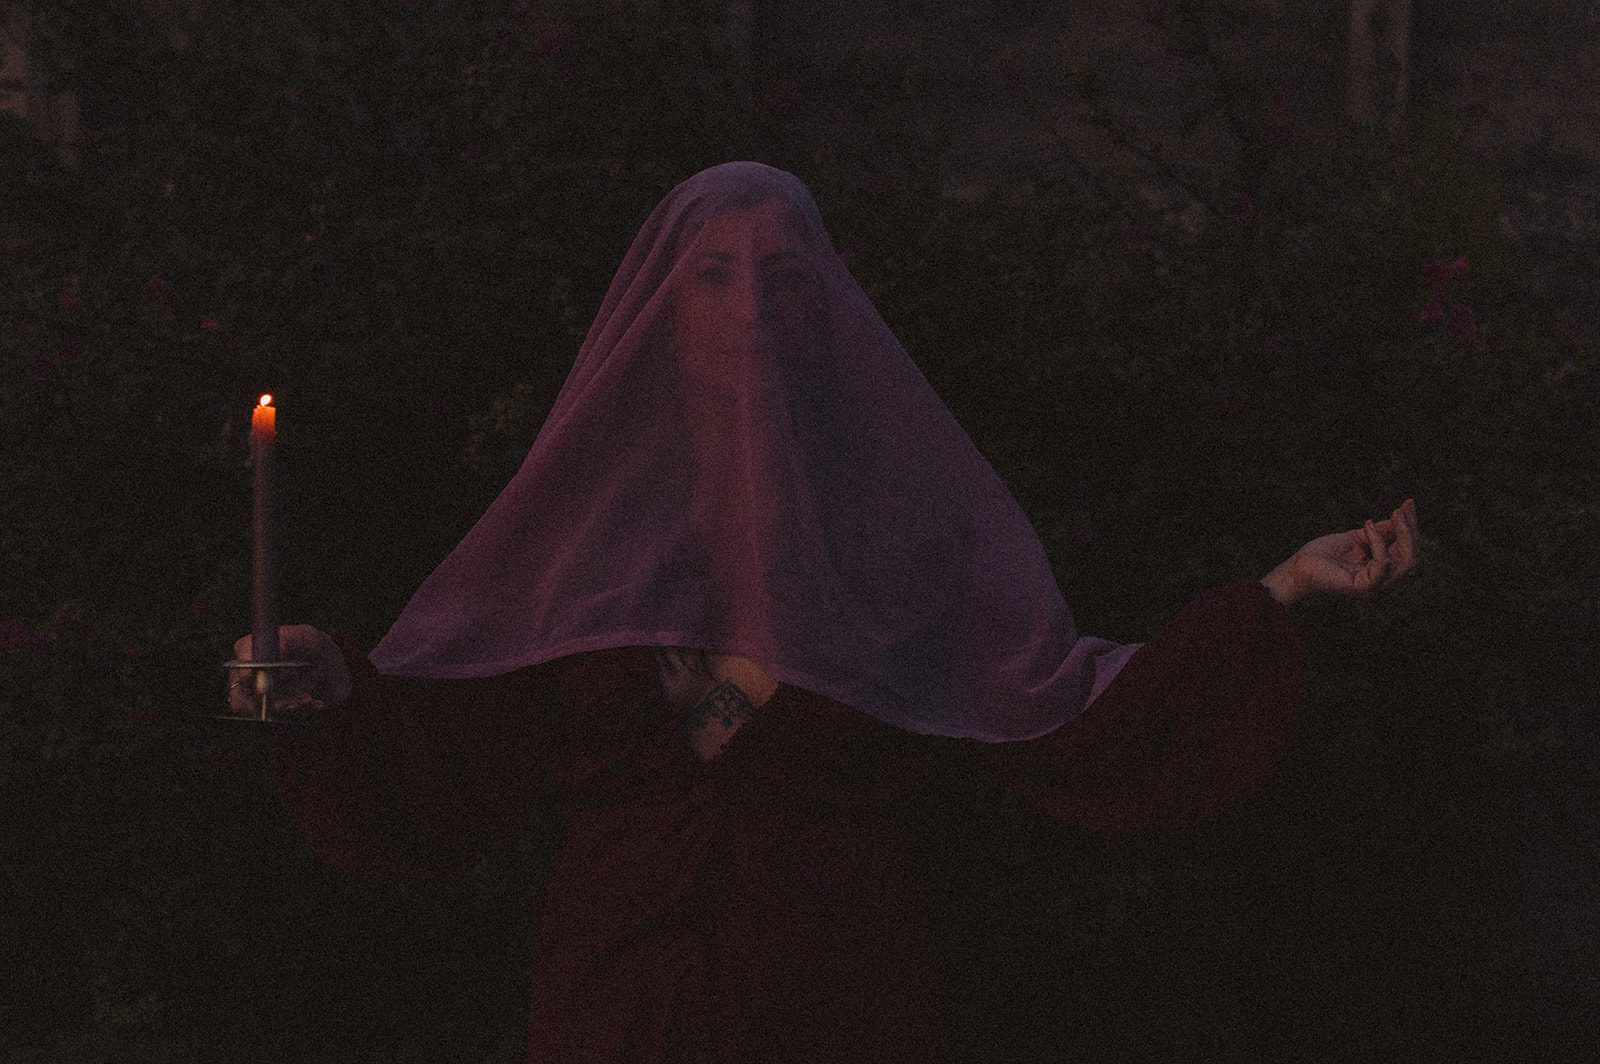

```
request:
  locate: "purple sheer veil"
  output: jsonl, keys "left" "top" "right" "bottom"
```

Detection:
{"left": 367, "top": 161, "right": 1142, "bottom": 740}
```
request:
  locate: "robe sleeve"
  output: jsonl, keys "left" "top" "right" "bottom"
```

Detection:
{"left": 265, "top": 630, "right": 639, "bottom": 885}
{"left": 980, "top": 578, "right": 1306, "bottom": 838}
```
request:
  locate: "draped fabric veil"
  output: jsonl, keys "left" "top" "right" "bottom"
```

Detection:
{"left": 367, "top": 161, "right": 1142, "bottom": 741}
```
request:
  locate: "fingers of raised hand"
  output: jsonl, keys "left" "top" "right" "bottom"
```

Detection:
{"left": 1365, "top": 519, "right": 1389, "bottom": 583}
{"left": 1401, "top": 499, "right": 1420, "bottom": 559}
{"left": 1368, "top": 499, "right": 1420, "bottom": 591}
{"left": 1387, "top": 499, "right": 1420, "bottom": 578}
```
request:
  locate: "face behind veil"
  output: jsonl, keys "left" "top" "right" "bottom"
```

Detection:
{"left": 367, "top": 161, "right": 1144, "bottom": 741}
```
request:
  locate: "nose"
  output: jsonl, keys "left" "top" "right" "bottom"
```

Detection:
{"left": 730, "top": 276, "right": 766, "bottom": 328}
{"left": 724, "top": 292, "right": 775, "bottom": 346}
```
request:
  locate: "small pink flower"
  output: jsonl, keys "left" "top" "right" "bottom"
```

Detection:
{"left": 535, "top": 24, "right": 570, "bottom": 56}
{"left": 200, "top": 315, "right": 220, "bottom": 333}
{"left": 121, "top": 642, "right": 144, "bottom": 661}
{"left": 0, "top": 617, "right": 45, "bottom": 655}
{"left": 284, "top": 88, "right": 302, "bottom": 104}
{"left": 189, "top": 594, "right": 213, "bottom": 623}
{"left": 58, "top": 289, "right": 80, "bottom": 312}
{"left": 1228, "top": 193, "right": 1256, "bottom": 222}
{"left": 145, "top": 276, "right": 169, "bottom": 301}
{"left": 1263, "top": 334, "right": 1288, "bottom": 354}
{"left": 24, "top": 355, "right": 54, "bottom": 382}
{"left": 1444, "top": 303, "right": 1480, "bottom": 340}
{"left": 1419, "top": 295, "right": 1447, "bottom": 327}
{"left": 1419, "top": 254, "right": 1468, "bottom": 288}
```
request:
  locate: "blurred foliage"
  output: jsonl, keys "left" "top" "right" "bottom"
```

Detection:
{"left": 2, "top": 0, "right": 1596, "bottom": 1061}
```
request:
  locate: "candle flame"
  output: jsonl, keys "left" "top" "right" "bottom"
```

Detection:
{"left": 259, "top": 394, "right": 272, "bottom": 407}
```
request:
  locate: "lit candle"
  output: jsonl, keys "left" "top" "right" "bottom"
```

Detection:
{"left": 251, "top": 394, "right": 279, "bottom": 663}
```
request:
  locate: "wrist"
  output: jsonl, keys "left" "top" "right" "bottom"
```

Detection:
{"left": 1260, "top": 559, "right": 1304, "bottom": 607}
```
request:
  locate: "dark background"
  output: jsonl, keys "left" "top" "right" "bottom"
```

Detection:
{"left": 2, "top": 1, "right": 1596, "bottom": 1060}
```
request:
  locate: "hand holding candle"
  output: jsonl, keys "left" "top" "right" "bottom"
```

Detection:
{"left": 216, "top": 394, "right": 333, "bottom": 721}
{"left": 227, "top": 625, "right": 352, "bottom": 717}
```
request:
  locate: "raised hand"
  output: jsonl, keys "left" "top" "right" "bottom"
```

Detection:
{"left": 1289, "top": 498, "right": 1421, "bottom": 600}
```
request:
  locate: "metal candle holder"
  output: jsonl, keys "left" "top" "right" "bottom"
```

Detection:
{"left": 212, "top": 658, "right": 314, "bottom": 725}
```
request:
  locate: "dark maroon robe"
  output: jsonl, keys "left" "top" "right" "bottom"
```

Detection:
{"left": 267, "top": 577, "right": 1303, "bottom": 1062}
